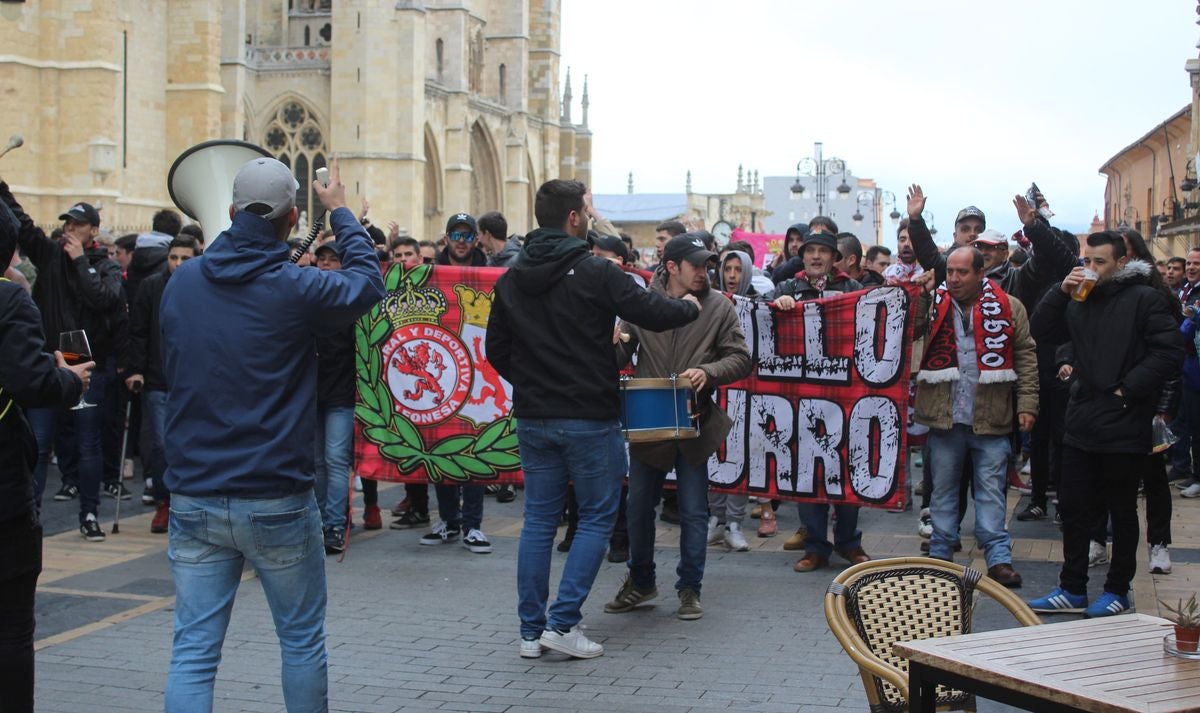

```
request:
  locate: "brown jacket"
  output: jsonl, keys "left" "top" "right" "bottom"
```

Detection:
{"left": 913, "top": 289, "right": 1039, "bottom": 435}
{"left": 617, "top": 272, "right": 752, "bottom": 470}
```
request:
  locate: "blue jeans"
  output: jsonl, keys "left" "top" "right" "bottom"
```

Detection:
{"left": 798, "top": 503, "right": 862, "bottom": 558}
{"left": 434, "top": 483, "right": 484, "bottom": 531}
{"left": 627, "top": 453, "right": 710, "bottom": 593}
{"left": 312, "top": 406, "right": 353, "bottom": 531}
{"left": 165, "top": 491, "right": 328, "bottom": 713}
{"left": 515, "top": 418, "right": 626, "bottom": 639}
{"left": 28, "top": 365, "right": 113, "bottom": 521}
{"left": 928, "top": 424, "right": 1013, "bottom": 568}
{"left": 143, "top": 390, "right": 169, "bottom": 501}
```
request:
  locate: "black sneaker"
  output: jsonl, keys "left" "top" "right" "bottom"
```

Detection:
{"left": 54, "top": 483, "right": 79, "bottom": 501}
{"left": 419, "top": 521, "right": 461, "bottom": 545}
{"left": 389, "top": 510, "right": 430, "bottom": 529}
{"left": 1016, "top": 503, "right": 1047, "bottom": 521}
{"left": 80, "top": 514, "right": 106, "bottom": 542}
{"left": 141, "top": 489, "right": 155, "bottom": 506}
{"left": 104, "top": 481, "right": 133, "bottom": 500}
{"left": 462, "top": 528, "right": 493, "bottom": 554}
{"left": 323, "top": 528, "right": 346, "bottom": 555}
{"left": 496, "top": 485, "right": 516, "bottom": 504}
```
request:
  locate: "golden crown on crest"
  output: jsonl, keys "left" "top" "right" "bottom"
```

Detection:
{"left": 454, "top": 285, "right": 494, "bottom": 328}
{"left": 383, "top": 282, "right": 448, "bottom": 328}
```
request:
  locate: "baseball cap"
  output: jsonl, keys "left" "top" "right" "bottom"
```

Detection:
{"left": 445, "top": 212, "right": 477, "bottom": 234}
{"left": 314, "top": 241, "right": 338, "bottom": 257}
{"left": 59, "top": 202, "right": 100, "bottom": 226}
{"left": 663, "top": 233, "right": 717, "bottom": 267}
{"left": 590, "top": 233, "right": 629, "bottom": 263}
{"left": 232, "top": 157, "right": 298, "bottom": 220}
{"left": 955, "top": 206, "right": 986, "bottom": 227}
{"left": 973, "top": 229, "right": 1008, "bottom": 247}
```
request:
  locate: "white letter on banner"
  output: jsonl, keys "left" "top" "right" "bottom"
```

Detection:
{"left": 803, "top": 301, "right": 849, "bottom": 383}
{"left": 854, "top": 287, "right": 907, "bottom": 386}
{"left": 747, "top": 394, "right": 794, "bottom": 495}
{"left": 847, "top": 396, "right": 901, "bottom": 501}
{"left": 755, "top": 299, "right": 804, "bottom": 379}
{"left": 795, "top": 398, "right": 844, "bottom": 496}
{"left": 709, "top": 389, "right": 747, "bottom": 486}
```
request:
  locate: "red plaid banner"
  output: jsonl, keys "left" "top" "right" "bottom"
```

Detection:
{"left": 354, "top": 264, "right": 919, "bottom": 509}
{"left": 710, "top": 286, "right": 919, "bottom": 509}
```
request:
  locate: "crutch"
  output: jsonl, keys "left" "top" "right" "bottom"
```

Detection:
{"left": 112, "top": 398, "right": 133, "bottom": 534}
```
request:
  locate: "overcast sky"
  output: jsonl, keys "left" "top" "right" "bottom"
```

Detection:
{"left": 560, "top": 1, "right": 1198, "bottom": 240}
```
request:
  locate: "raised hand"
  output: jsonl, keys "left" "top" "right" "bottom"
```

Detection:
{"left": 907, "top": 184, "right": 926, "bottom": 220}
{"left": 314, "top": 155, "right": 347, "bottom": 212}
{"left": 1013, "top": 195, "right": 1037, "bottom": 227}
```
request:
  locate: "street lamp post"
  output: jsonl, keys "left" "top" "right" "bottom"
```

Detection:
{"left": 789, "top": 141, "right": 851, "bottom": 217}
{"left": 851, "top": 189, "right": 901, "bottom": 244}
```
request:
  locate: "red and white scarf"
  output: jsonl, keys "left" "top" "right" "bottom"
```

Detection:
{"left": 917, "top": 278, "right": 1017, "bottom": 384}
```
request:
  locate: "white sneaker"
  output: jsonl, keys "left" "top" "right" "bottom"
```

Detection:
{"left": 1182, "top": 482, "right": 1200, "bottom": 498}
{"left": 706, "top": 515, "right": 724, "bottom": 545}
{"left": 917, "top": 508, "right": 933, "bottom": 539}
{"left": 539, "top": 627, "right": 603, "bottom": 659}
{"left": 1088, "top": 541, "right": 1109, "bottom": 568}
{"left": 724, "top": 521, "right": 750, "bottom": 552}
{"left": 519, "top": 638, "right": 543, "bottom": 658}
{"left": 1020, "top": 459, "right": 1032, "bottom": 475}
{"left": 1149, "top": 544, "right": 1172, "bottom": 575}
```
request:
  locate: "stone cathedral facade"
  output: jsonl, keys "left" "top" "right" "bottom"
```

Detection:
{"left": 0, "top": 0, "right": 592, "bottom": 238}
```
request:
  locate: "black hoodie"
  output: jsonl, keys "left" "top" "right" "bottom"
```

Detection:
{"left": 0, "top": 198, "right": 83, "bottom": 523}
{"left": 1, "top": 181, "right": 125, "bottom": 365}
{"left": 1031, "top": 260, "right": 1184, "bottom": 454}
{"left": 486, "top": 227, "right": 700, "bottom": 420}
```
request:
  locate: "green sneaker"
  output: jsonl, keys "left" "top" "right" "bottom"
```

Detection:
{"left": 677, "top": 588, "right": 703, "bottom": 620}
{"left": 604, "top": 575, "right": 657, "bottom": 613}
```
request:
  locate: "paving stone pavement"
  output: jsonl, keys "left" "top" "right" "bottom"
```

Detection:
{"left": 32, "top": 478, "right": 1200, "bottom": 712}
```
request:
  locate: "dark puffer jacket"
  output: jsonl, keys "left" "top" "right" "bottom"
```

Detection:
{"left": 1031, "top": 260, "right": 1184, "bottom": 454}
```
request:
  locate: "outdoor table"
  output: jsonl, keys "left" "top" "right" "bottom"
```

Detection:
{"left": 893, "top": 613, "right": 1200, "bottom": 712}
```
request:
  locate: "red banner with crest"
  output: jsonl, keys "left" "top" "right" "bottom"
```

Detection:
{"left": 354, "top": 263, "right": 919, "bottom": 509}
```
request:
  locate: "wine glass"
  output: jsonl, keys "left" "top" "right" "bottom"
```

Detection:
{"left": 59, "top": 330, "right": 95, "bottom": 410}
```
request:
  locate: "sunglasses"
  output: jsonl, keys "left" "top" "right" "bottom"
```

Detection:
{"left": 448, "top": 231, "right": 476, "bottom": 243}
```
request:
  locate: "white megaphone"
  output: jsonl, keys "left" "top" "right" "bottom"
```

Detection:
{"left": 167, "top": 140, "right": 271, "bottom": 237}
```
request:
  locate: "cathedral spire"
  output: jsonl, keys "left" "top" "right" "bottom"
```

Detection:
{"left": 581, "top": 74, "right": 589, "bottom": 128}
{"left": 686, "top": 170, "right": 692, "bottom": 193}
{"left": 561, "top": 68, "right": 573, "bottom": 124}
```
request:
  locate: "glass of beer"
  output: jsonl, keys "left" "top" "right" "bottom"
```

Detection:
{"left": 59, "top": 330, "right": 95, "bottom": 410}
{"left": 1072, "top": 268, "right": 1098, "bottom": 302}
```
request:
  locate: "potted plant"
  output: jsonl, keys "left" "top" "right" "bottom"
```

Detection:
{"left": 1161, "top": 594, "right": 1200, "bottom": 653}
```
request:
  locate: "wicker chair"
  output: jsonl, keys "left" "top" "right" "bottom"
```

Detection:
{"left": 824, "top": 556, "right": 1041, "bottom": 713}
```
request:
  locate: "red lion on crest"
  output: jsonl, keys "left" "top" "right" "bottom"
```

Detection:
{"left": 390, "top": 342, "right": 446, "bottom": 403}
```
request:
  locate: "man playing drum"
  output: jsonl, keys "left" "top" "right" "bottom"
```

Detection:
{"left": 605, "top": 233, "right": 752, "bottom": 621}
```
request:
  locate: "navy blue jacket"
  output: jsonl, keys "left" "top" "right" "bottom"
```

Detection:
{"left": 160, "top": 207, "right": 385, "bottom": 497}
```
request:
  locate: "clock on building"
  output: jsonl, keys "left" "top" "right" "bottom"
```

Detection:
{"left": 711, "top": 220, "right": 733, "bottom": 250}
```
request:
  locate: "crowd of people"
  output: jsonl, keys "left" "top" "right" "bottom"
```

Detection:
{"left": 2, "top": 158, "right": 1198, "bottom": 711}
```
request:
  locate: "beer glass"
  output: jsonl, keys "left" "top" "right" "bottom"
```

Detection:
{"left": 1071, "top": 268, "right": 1098, "bottom": 302}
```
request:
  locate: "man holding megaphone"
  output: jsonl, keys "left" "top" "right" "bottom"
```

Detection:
{"left": 158, "top": 155, "right": 384, "bottom": 712}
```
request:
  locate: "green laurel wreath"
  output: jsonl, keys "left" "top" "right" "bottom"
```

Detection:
{"left": 353, "top": 263, "right": 521, "bottom": 483}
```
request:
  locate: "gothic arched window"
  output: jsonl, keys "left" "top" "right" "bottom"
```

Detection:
{"left": 262, "top": 100, "right": 327, "bottom": 220}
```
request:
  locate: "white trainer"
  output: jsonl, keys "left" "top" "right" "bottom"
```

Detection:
{"left": 519, "top": 638, "right": 543, "bottom": 659}
{"left": 706, "top": 515, "right": 724, "bottom": 545}
{"left": 1149, "top": 544, "right": 1172, "bottom": 575}
{"left": 539, "top": 627, "right": 603, "bottom": 659}
{"left": 1088, "top": 541, "right": 1109, "bottom": 568}
{"left": 917, "top": 508, "right": 933, "bottom": 539}
{"left": 1182, "top": 482, "right": 1200, "bottom": 498}
{"left": 724, "top": 521, "right": 750, "bottom": 552}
